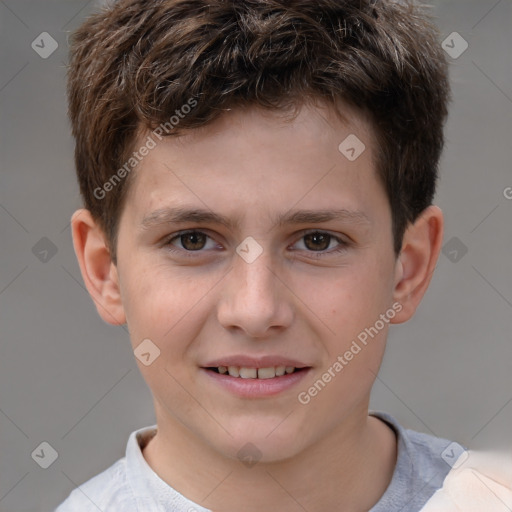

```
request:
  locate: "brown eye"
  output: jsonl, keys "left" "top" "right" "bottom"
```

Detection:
{"left": 179, "top": 232, "right": 208, "bottom": 251}
{"left": 291, "top": 231, "right": 349, "bottom": 256}
{"left": 164, "top": 230, "right": 221, "bottom": 257}
{"left": 303, "top": 232, "right": 331, "bottom": 251}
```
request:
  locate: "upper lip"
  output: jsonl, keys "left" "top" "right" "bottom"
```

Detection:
{"left": 202, "top": 355, "right": 311, "bottom": 369}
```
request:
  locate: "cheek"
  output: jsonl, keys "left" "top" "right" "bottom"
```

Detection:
{"left": 120, "top": 268, "right": 208, "bottom": 394}
{"left": 304, "top": 262, "right": 394, "bottom": 372}
{"left": 121, "top": 263, "right": 216, "bottom": 356}
{"left": 119, "top": 263, "right": 178, "bottom": 344}
{"left": 311, "top": 266, "right": 390, "bottom": 327}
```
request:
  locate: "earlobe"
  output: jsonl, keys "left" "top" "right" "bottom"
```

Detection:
{"left": 390, "top": 205, "right": 444, "bottom": 324}
{"left": 71, "top": 209, "right": 126, "bottom": 325}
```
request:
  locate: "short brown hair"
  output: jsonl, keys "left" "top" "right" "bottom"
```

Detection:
{"left": 67, "top": 0, "right": 450, "bottom": 262}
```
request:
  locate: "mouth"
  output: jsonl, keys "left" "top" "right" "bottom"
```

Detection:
{"left": 205, "top": 365, "right": 306, "bottom": 379}
{"left": 200, "top": 357, "right": 312, "bottom": 398}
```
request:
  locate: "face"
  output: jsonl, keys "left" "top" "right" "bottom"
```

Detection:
{"left": 114, "top": 103, "right": 401, "bottom": 461}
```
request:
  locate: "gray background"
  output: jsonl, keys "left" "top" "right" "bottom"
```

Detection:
{"left": 1, "top": 0, "right": 511, "bottom": 510}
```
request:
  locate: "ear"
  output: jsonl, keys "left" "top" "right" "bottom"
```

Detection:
{"left": 390, "top": 205, "right": 444, "bottom": 324}
{"left": 70, "top": 209, "right": 126, "bottom": 325}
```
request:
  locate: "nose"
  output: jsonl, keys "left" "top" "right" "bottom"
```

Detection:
{"left": 216, "top": 248, "right": 294, "bottom": 339}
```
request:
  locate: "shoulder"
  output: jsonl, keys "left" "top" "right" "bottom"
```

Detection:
{"left": 420, "top": 450, "right": 512, "bottom": 511}
{"left": 55, "top": 458, "right": 135, "bottom": 512}
{"left": 370, "top": 411, "right": 456, "bottom": 511}
{"left": 374, "top": 411, "right": 456, "bottom": 477}
{"left": 403, "top": 423, "right": 459, "bottom": 474}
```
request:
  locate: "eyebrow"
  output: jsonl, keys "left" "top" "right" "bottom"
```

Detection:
{"left": 140, "top": 207, "right": 372, "bottom": 231}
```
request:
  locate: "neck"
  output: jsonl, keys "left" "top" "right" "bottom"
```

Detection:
{"left": 142, "top": 407, "right": 397, "bottom": 512}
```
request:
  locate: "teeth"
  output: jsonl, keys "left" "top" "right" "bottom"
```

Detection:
{"left": 239, "top": 367, "right": 257, "bottom": 379}
{"left": 275, "top": 366, "right": 286, "bottom": 376}
{"left": 227, "top": 366, "right": 240, "bottom": 377}
{"left": 257, "top": 367, "right": 276, "bottom": 379}
{"left": 218, "top": 366, "right": 297, "bottom": 379}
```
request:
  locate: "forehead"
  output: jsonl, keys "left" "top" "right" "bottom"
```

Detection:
{"left": 122, "top": 102, "right": 387, "bottom": 228}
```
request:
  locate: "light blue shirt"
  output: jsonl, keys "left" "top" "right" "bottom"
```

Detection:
{"left": 55, "top": 412, "right": 455, "bottom": 511}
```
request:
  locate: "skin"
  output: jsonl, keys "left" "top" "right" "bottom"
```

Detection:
{"left": 72, "top": 102, "right": 444, "bottom": 512}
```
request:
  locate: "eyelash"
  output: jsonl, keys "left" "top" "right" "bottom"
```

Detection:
{"left": 162, "top": 230, "right": 350, "bottom": 258}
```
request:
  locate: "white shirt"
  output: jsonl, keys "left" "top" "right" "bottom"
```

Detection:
{"left": 55, "top": 412, "right": 475, "bottom": 511}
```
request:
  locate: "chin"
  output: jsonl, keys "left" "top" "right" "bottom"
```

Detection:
{"left": 207, "top": 418, "right": 309, "bottom": 464}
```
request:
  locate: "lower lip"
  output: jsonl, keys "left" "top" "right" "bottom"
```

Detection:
{"left": 201, "top": 368, "right": 311, "bottom": 398}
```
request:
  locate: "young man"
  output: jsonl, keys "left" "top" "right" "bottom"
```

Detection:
{"left": 56, "top": 0, "right": 483, "bottom": 510}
